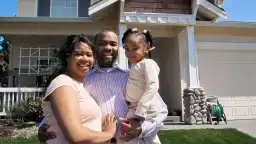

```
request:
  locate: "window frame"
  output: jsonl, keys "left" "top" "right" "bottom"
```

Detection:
{"left": 50, "top": 0, "right": 79, "bottom": 18}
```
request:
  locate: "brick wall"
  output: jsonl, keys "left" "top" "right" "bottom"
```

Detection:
{"left": 124, "top": 0, "right": 191, "bottom": 14}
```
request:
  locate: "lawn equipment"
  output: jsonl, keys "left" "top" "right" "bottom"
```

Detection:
{"left": 206, "top": 96, "right": 227, "bottom": 125}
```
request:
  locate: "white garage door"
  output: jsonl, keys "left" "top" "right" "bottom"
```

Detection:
{"left": 197, "top": 42, "right": 256, "bottom": 120}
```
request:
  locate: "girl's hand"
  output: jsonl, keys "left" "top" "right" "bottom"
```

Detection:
{"left": 102, "top": 113, "right": 117, "bottom": 137}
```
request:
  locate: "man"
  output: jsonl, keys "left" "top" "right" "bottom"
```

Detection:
{"left": 38, "top": 30, "right": 168, "bottom": 143}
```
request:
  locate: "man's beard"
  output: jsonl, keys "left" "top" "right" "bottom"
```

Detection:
{"left": 96, "top": 52, "right": 118, "bottom": 68}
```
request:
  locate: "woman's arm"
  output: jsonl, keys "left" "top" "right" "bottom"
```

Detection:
{"left": 50, "top": 86, "right": 116, "bottom": 144}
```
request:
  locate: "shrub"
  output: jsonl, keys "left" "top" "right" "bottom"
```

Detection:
{"left": 26, "top": 96, "right": 44, "bottom": 123}
{"left": 5, "top": 94, "right": 44, "bottom": 126}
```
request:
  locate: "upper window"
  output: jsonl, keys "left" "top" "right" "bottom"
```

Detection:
{"left": 37, "top": 0, "right": 89, "bottom": 18}
{"left": 50, "top": 0, "right": 78, "bottom": 18}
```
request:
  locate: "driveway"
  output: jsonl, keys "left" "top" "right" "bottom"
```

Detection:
{"left": 162, "top": 119, "right": 256, "bottom": 138}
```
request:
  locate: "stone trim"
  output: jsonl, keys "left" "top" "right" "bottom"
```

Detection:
{"left": 183, "top": 88, "right": 208, "bottom": 125}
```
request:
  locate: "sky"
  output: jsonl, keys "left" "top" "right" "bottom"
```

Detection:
{"left": 0, "top": 0, "right": 255, "bottom": 22}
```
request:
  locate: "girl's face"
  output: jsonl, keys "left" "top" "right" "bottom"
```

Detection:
{"left": 66, "top": 42, "right": 94, "bottom": 81}
{"left": 123, "top": 35, "right": 149, "bottom": 64}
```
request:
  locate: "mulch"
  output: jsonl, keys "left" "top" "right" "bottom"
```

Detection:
{"left": 0, "top": 120, "right": 14, "bottom": 138}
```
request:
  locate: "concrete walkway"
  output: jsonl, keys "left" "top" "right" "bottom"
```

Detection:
{"left": 162, "top": 119, "right": 256, "bottom": 138}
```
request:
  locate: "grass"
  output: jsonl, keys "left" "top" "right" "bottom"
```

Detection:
{"left": 159, "top": 128, "right": 256, "bottom": 144}
{"left": 0, "top": 136, "right": 37, "bottom": 144}
{"left": 0, "top": 129, "right": 256, "bottom": 144}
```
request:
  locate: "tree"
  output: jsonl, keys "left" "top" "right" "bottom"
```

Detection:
{"left": 0, "top": 36, "right": 11, "bottom": 87}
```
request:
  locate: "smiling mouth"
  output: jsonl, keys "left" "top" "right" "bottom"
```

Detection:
{"left": 104, "top": 55, "right": 113, "bottom": 58}
{"left": 78, "top": 64, "right": 90, "bottom": 70}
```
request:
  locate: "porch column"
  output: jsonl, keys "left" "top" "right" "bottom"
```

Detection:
{"left": 182, "top": 26, "right": 208, "bottom": 125}
{"left": 117, "top": 24, "right": 129, "bottom": 69}
{"left": 184, "top": 26, "right": 200, "bottom": 88}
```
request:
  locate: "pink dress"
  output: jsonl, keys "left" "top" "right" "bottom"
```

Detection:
{"left": 42, "top": 74, "right": 102, "bottom": 144}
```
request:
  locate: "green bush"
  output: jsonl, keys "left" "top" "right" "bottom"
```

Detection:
{"left": 5, "top": 95, "right": 44, "bottom": 126}
{"left": 26, "top": 96, "right": 44, "bottom": 123}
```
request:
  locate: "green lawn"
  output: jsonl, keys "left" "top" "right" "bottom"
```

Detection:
{"left": 1, "top": 129, "right": 256, "bottom": 144}
{"left": 0, "top": 136, "right": 37, "bottom": 144}
{"left": 159, "top": 128, "right": 256, "bottom": 144}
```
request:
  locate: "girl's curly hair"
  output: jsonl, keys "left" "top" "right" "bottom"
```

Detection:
{"left": 121, "top": 28, "right": 154, "bottom": 58}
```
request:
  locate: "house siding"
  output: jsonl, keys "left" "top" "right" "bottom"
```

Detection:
{"left": 124, "top": 0, "right": 191, "bottom": 14}
{"left": 16, "top": 0, "right": 37, "bottom": 17}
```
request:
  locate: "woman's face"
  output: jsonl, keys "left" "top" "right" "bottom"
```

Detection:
{"left": 124, "top": 35, "right": 149, "bottom": 64}
{"left": 66, "top": 42, "right": 94, "bottom": 80}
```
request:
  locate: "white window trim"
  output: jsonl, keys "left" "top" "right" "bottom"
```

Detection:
{"left": 50, "top": 0, "right": 79, "bottom": 18}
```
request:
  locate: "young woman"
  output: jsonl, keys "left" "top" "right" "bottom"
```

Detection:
{"left": 121, "top": 28, "right": 168, "bottom": 144}
{"left": 42, "top": 34, "right": 116, "bottom": 144}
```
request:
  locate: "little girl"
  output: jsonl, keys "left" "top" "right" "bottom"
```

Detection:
{"left": 121, "top": 28, "right": 168, "bottom": 144}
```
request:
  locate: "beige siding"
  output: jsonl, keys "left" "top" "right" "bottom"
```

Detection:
{"left": 16, "top": 0, "right": 37, "bottom": 17}
{"left": 195, "top": 27, "right": 256, "bottom": 43}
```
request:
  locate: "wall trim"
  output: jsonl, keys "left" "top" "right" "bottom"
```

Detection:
{"left": 196, "top": 42, "right": 256, "bottom": 51}
{"left": 120, "top": 12, "right": 196, "bottom": 26}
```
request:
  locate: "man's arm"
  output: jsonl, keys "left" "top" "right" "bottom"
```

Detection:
{"left": 120, "top": 99, "right": 168, "bottom": 140}
{"left": 139, "top": 107, "right": 168, "bottom": 138}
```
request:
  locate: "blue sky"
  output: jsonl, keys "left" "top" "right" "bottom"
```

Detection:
{"left": 0, "top": 0, "right": 255, "bottom": 22}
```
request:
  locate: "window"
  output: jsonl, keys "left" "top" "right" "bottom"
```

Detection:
{"left": 50, "top": 0, "right": 78, "bottom": 18}
{"left": 37, "top": 0, "right": 89, "bottom": 18}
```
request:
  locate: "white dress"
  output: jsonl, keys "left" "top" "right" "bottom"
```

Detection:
{"left": 125, "top": 59, "right": 168, "bottom": 144}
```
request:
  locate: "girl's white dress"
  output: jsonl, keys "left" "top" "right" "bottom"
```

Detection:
{"left": 125, "top": 58, "right": 168, "bottom": 144}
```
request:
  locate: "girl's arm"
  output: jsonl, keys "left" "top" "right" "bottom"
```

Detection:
{"left": 50, "top": 86, "right": 116, "bottom": 144}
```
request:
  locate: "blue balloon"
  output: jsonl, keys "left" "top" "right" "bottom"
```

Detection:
{"left": 0, "top": 36, "right": 4, "bottom": 43}
{"left": 0, "top": 45, "right": 3, "bottom": 51}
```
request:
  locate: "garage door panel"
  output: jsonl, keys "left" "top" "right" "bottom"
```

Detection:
{"left": 249, "top": 96, "right": 256, "bottom": 101}
{"left": 233, "top": 96, "right": 249, "bottom": 101}
{"left": 251, "top": 107, "right": 256, "bottom": 115}
{"left": 198, "top": 47, "right": 256, "bottom": 120}
{"left": 223, "top": 106, "right": 233, "bottom": 117}
{"left": 234, "top": 107, "right": 249, "bottom": 116}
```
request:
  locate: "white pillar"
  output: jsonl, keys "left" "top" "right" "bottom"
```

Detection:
{"left": 117, "top": 24, "right": 129, "bottom": 69}
{"left": 184, "top": 26, "right": 200, "bottom": 88}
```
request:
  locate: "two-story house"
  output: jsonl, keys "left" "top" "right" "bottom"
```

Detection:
{"left": 1, "top": 0, "right": 256, "bottom": 122}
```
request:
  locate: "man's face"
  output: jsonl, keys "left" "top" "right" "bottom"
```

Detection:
{"left": 95, "top": 31, "right": 118, "bottom": 67}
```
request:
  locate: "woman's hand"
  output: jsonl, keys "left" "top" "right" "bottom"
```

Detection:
{"left": 102, "top": 113, "right": 117, "bottom": 137}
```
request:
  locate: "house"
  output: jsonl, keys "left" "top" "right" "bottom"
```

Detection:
{"left": 0, "top": 0, "right": 256, "bottom": 122}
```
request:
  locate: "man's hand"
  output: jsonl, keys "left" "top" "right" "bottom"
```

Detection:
{"left": 38, "top": 123, "right": 56, "bottom": 143}
{"left": 119, "top": 118, "right": 142, "bottom": 142}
